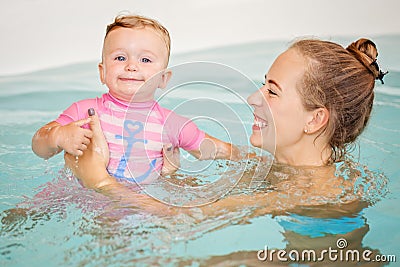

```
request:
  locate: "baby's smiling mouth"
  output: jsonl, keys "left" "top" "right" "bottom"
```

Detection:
{"left": 119, "top": 77, "right": 144, "bottom": 82}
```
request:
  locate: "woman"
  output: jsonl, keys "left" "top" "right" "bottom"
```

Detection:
{"left": 65, "top": 37, "right": 386, "bottom": 214}
{"left": 249, "top": 38, "right": 385, "bottom": 166}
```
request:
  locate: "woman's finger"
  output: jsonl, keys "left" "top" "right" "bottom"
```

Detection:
{"left": 161, "top": 143, "right": 180, "bottom": 176}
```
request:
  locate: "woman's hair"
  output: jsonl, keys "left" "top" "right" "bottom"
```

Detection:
{"left": 104, "top": 14, "right": 171, "bottom": 63}
{"left": 290, "top": 38, "right": 386, "bottom": 163}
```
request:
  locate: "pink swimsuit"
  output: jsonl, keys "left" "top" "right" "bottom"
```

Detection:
{"left": 56, "top": 93, "right": 205, "bottom": 183}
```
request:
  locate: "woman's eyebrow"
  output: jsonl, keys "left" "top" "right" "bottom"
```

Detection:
{"left": 264, "top": 74, "right": 283, "bottom": 92}
{"left": 267, "top": 79, "right": 283, "bottom": 92}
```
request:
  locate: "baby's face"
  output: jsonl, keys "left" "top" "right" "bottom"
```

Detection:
{"left": 99, "top": 26, "right": 170, "bottom": 102}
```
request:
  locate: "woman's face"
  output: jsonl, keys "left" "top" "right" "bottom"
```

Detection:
{"left": 247, "top": 48, "right": 310, "bottom": 156}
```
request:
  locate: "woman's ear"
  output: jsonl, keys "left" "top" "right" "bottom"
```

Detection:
{"left": 98, "top": 62, "right": 105, "bottom": 84}
{"left": 305, "top": 107, "right": 329, "bottom": 134}
{"left": 158, "top": 69, "right": 172, "bottom": 89}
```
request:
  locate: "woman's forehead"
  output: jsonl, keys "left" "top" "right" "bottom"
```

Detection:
{"left": 266, "top": 49, "right": 305, "bottom": 89}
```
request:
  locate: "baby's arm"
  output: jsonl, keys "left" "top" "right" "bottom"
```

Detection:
{"left": 188, "top": 133, "right": 241, "bottom": 161}
{"left": 166, "top": 111, "right": 241, "bottom": 162}
{"left": 32, "top": 118, "right": 93, "bottom": 159}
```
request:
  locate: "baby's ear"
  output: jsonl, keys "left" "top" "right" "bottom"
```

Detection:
{"left": 98, "top": 62, "right": 105, "bottom": 84}
{"left": 158, "top": 69, "right": 172, "bottom": 89}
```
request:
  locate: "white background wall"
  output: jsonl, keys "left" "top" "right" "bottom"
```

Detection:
{"left": 1, "top": 0, "right": 399, "bottom": 75}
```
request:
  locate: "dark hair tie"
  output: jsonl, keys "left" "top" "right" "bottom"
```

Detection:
{"left": 371, "top": 60, "right": 388, "bottom": 84}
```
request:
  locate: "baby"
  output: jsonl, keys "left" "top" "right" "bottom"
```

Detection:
{"left": 32, "top": 14, "right": 239, "bottom": 183}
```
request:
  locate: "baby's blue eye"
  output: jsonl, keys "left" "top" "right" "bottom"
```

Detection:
{"left": 115, "top": 56, "right": 126, "bottom": 61}
{"left": 141, "top": 58, "right": 151, "bottom": 63}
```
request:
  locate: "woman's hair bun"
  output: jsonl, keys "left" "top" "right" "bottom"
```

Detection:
{"left": 346, "top": 38, "right": 388, "bottom": 84}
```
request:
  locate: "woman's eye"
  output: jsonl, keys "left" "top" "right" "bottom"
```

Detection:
{"left": 141, "top": 58, "right": 151, "bottom": 63}
{"left": 115, "top": 56, "right": 126, "bottom": 61}
{"left": 268, "top": 89, "right": 278, "bottom": 96}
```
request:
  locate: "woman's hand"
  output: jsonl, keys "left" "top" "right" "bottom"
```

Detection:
{"left": 64, "top": 109, "right": 114, "bottom": 189}
{"left": 161, "top": 144, "right": 181, "bottom": 176}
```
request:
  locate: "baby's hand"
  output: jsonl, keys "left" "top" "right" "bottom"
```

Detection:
{"left": 55, "top": 118, "right": 93, "bottom": 157}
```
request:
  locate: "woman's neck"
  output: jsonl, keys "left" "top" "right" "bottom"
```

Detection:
{"left": 274, "top": 140, "right": 331, "bottom": 167}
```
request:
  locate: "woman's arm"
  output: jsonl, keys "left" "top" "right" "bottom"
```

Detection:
{"left": 64, "top": 109, "right": 362, "bottom": 220}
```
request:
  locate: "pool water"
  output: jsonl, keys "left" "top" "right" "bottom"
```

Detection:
{"left": 1, "top": 35, "right": 399, "bottom": 266}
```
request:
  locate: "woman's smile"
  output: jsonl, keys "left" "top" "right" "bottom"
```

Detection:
{"left": 252, "top": 114, "right": 268, "bottom": 130}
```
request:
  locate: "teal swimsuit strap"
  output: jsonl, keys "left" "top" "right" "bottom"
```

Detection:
{"left": 276, "top": 213, "right": 366, "bottom": 238}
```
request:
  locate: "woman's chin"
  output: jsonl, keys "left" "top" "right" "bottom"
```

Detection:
{"left": 250, "top": 133, "right": 275, "bottom": 155}
{"left": 249, "top": 134, "right": 262, "bottom": 149}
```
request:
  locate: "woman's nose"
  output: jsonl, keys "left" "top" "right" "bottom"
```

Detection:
{"left": 247, "top": 89, "right": 264, "bottom": 107}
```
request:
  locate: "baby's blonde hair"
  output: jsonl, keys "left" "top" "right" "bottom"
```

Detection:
{"left": 105, "top": 14, "right": 171, "bottom": 63}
